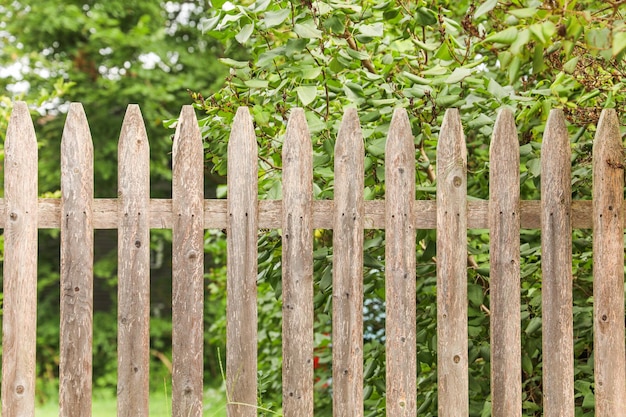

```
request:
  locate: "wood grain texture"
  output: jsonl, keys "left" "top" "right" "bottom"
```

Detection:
{"left": 1, "top": 102, "right": 38, "bottom": 416}
{"left": 117, "top": 105, "right": 151, "bottom": 417}
{"left": 591, "top": 109, "right": 626, "bottom": 417}
{"left": 436, "top": 109, "right": 468, "bottom": 417}
{"left": 60, "top": 103, "right": 94, "bottom": 417}
{"left": 489, "top": 109, "right": 521, "bottom": 417}
{"left": 226, "top": 107, "right": 258, "bottom": 417}
{"left": 540, "top": 110, "right": 574, "bottom": 417}
{"left": 0, "top": 198, "right": 613, "bottom": 230}
{"left": 281, "top": 108, "right": 314, "bottom": 417}
{"left": 385, "top": 108, "right": 416, "bottom": 416}
{"left": 171, "top": 106, "right": 204, "bottom": 417}
{"left": 332, "top": 109, "right": 364, "bottom": 417}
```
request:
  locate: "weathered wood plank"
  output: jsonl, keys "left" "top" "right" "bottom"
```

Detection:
{"left": 489, "top": 108, "right": 521, "bottom": 417}
{"left": 282, "top": 108, "right": 314, "bottom": 416}
{"left": 436, "top": 108, "right": 468, "bottom": 417}
{"left": 592, "top": 109, "right": 626, "bottom": 417}
{"left": 385, "top": 108, "right": 416, "bottom": 416}
{"left": 171, "top": 105, "right": 204, "bottom": 417}
{"left": 0, "top": 198, "right": 613, "bottom": 230}
{"left": 332, "top": 109, "right": 364, "bottom": 417}
{"left": 59, "top": 103, "right": 94, "bottom": 417}
{"left": 226, "top": 107, "right": 258, "bottom": 416}
{"left": 541, "top": 109, "right": 574, "bottom": 417}
{"left": 1, "top": 102, "right": 38, "bottom": 416}
{"left": 117, "top": 105, "right": 151, "bottom": 417}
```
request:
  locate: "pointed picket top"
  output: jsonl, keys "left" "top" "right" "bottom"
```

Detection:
{"left": 490, "top": 108, "right": 519, "bottom": 167}
{"left": 335, "top": 108, "right": 364, "bottom": 166}
{"left": 593, "top": 109, "right": 621, "bottom": 162}
{"left": 283, "top": 107, "right": 312, "bottom": 167}
{"left": 385, "top": 108, "right": 413, "bottom": 162}
{"left": 5, "top": 101, "right": 37, "bottom": 159}
{"left": 541, "top": 109, "right": 570, "bottom": 182}
{"left": 437, "top": 108, "right": 466, "bottom": 167}
{"left": 228, "top": 106, "right": 257, "bottom": 172}
{"left": 61, "top": 103, "right": 94, "bottom": 199}
{"left": 173, "top": 105, "right": 203, "bottom": 183}
{"left": 118, "top": 104, "right": 149, "bottom": 168}
{"left": 4, "top": 99, "right": 38, "bottom": 209}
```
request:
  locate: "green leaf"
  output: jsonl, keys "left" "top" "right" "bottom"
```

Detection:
{"left": 345, "top": 48, "right": 370, "bottom": 60}
{"left": 612, "top": 30, "right": 626, "bottom": 57}
{"left": 445, "top": 67, "right": 472, "bottom": 84}
{"left": 358, "top": 22, "right": 383, "bottom": 37}
{"left": 562, "top": 56, "right": 579, "bottom": 73}
{"left": 487, "top": 78, "right": 507, "bottom": 99}
{"left": 508, "top": 7, "right": 537, "bottom": 19}
{"left": 483, "top": 26, "right": 518, "bottom": 44}
{"left": 529, "top": 23, "right": 546, "bottom": 44}
{"left": 366, "top": 137, "right": 386, "bottom": 157}
{"left": 244, "top": 79, "right": 269, "bottom": 88}
{"left": 235, "top": 23, "right": 254, "bottom": 44}
{"left": 474, "top": 0, "right": 498, "bottom": 19}
{"left": 525, "top": 317, "right": 542, "bottom": 335}
{"left": 218, "top": 58, "right": 249, "bottom": 68}
{"left": 286, "top": 38, "right": 309, "bottom": 56}
{"left": 510, "top": 28, "right": 530, "bottom": 55}
{"left": 415, "top": 7, "right": 437, "bottom": 26}
{"left": 294, "top": 20, "right": 322, "bottom": 39}
{"left": 323, "top": 15, "right": 345, "bottom": 34}
{"left": 468, "top": 284, "right": 484, "bottom": 307}
{"left": 301, "top": 67, "right": 322, "bottom": 79}
{"left": 263, "top": 9, "right": 290, "bottom": 28}
{"left": 296, "top": 85, "right": 317, "bottom": 106}
{"left": 199, "top": 16, "right": 220, "bottom": 32}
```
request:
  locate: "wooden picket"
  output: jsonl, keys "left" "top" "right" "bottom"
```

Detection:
{"left": 592, "top": 109, "right": 626, "bottom": 417}
{"left": 171, "top": 106, "right": 205, "bottom": 417}
{"left": 541, "top": 110, "right": 575, "bottom": 417}
{"left": 385, "top": 108, "right": 416, "bottom": 416}
{"left": 1, "top": 101, "right": 38, "bottom": 417}
{"left": 117, "top": 104, "right": 151, "bottom": 416}
{"left": 0, "top": 101, "right": 625, "bottom": 417}
{"left": 332, "top": 108, "right": 364, "bottom": 416}
{"left": 437, "top": 109, "right": 469, "bottom": 417}
{"left": 226, "top": 107, "right": 258, "bottom": 417}
{"left": 489, "top": 108, "right": 521, "bottom": 417}
{"left": 281, "top": 108, "right": 314, "bottom": 416}
{"left": 59, "top": 103, "right": 94, "bottom": 417}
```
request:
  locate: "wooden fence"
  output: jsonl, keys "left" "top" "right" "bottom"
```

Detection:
{"left": 1, "top": 101, "right": 625, "bottom": 416}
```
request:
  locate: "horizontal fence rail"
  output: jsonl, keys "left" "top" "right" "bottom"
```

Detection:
{"left": 1, "top": 101, "right": 625, "bottom": 417}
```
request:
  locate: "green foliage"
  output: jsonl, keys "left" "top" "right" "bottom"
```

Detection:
{"left": 0, "top": 0, "right": 226, "bottom": 397}
{"left": 192, "top": 0, "right": 626, "bottom": 415}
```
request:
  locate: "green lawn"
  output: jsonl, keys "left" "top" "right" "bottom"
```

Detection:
{"left": 35, "top": 387, "right": 227, "bottom": 417}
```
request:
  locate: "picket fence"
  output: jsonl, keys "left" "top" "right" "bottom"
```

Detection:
{"left": 1, "top": 101, "right": 624, "bottom": 417}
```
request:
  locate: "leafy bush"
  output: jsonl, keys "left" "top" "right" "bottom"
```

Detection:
{"left": 193, "top": 0, "right": 625, "bottom": 415}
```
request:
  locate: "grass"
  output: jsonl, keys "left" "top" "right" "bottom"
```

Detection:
{"left": 35, "top": 387, "right": 228, "bottom": 417}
